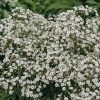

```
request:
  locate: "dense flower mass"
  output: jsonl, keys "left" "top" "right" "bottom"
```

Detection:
{"left": 0, "top": 6, "right": 100, "bottom": 100}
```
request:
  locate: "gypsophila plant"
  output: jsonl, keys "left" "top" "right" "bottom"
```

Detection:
{"left": 0, "top": 6, "right": 100, "bottom": 100}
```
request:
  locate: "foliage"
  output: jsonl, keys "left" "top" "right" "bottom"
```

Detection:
{"left": 0, "top": 0, "right": 100, "bottom": 18}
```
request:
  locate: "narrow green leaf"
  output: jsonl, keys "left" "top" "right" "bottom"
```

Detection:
{"left": 46, "top": 3, "right": 70, "bottom": 11}
{"left": 86, "top": 0, "right": 99, "bottom": 5}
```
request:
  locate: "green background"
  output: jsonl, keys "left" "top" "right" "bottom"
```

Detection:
{"left": 0, "top": 0, "right": 100, "bottom": 19}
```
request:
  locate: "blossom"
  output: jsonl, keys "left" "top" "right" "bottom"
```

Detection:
{"left": 0, "top": 5, "right": 100, "bottom": 100}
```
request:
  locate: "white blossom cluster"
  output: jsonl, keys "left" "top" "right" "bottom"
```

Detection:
{"left": 0, "top": 6, "right": 100, "bottom": 100}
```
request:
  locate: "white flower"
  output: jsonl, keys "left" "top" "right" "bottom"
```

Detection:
{"left": 62, "top": 87, "right": 66, "bottom": 91}
{"left": 0, "top": 65, "right": 2, "bottom": 69}
{"left": 55, "top": 83, "right": 59, "bottom": 87}
{"left": 9, "top": 90, "right": 13, "bottom": 94}
{"left": 56, "top": 98, "right": 60, "bottom": 100}
{"left": 0, "top": 6, "right": 100, "bottom": 100}
{"left": 64, "top": 97, "right": 68, "bottom": 100}
{"left": 0, "top": 24, "right": 3, "bottom": 32}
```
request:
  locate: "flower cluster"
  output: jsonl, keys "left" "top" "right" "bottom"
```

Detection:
{"left": 0, "top": 6, "right": 100, "bottom": 100}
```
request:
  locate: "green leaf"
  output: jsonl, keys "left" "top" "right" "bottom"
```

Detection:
{"left": 46, "top": 3, "right": 70, "bottom": 11}
{"left": 86, "top": 0, "right": 99, "bottom": 5}
{"left": 0, "top": 87, "right": 8, "bottom": 100}
{"left": 63, "top": 91, "right": 71, "bottom": 100}
{"left": 19, "top": 0, "right": 36, "bottom": 11}
{"left": 71, "top": 0, "right": 81, "bottom": 6}
{"left": 44, "top": 0, "right": 55, "bottom": 5}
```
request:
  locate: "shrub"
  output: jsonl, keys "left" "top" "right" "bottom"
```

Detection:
{"left": 0, "top": 6, "right": 100, "bottom": 100}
